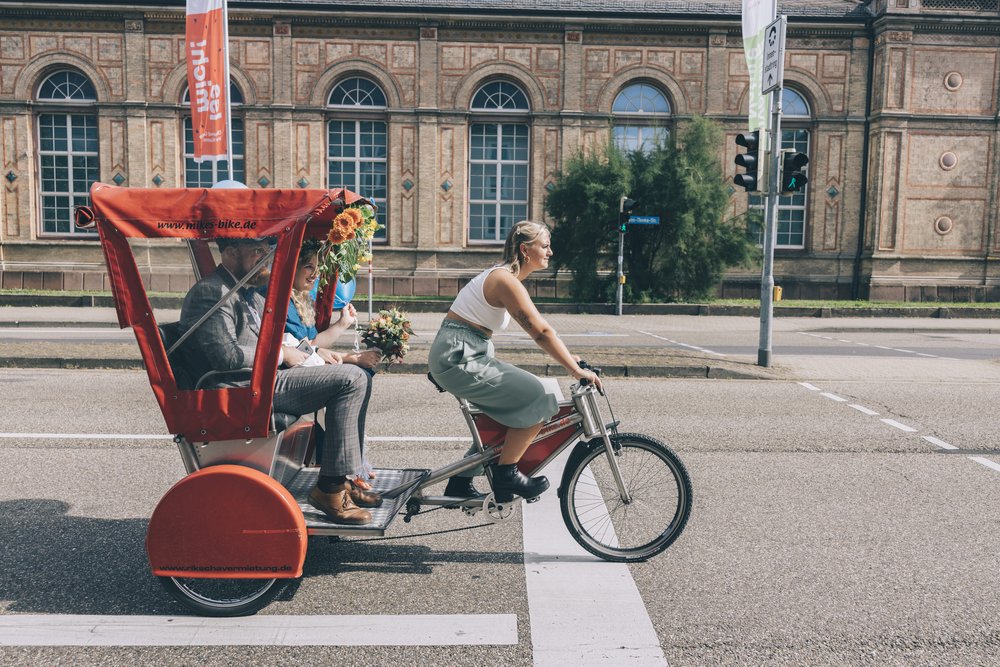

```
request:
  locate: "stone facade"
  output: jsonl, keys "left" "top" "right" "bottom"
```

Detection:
{"left": 0, "top": 0, "right": 998, "bottom": 301}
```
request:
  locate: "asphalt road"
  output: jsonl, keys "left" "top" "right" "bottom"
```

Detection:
{"left": 2, "top": 333, "right": 1000, "bottom": 665}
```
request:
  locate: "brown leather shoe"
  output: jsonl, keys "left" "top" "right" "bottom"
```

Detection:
{"left": 341, "top": 480, "right": 383, "bottom": 508}
{"left": 308, "top": 487, "right": 371, "bottom": 525}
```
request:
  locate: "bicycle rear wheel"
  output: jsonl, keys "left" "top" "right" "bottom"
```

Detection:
{"left": 560, "top": 433, "right": 691, "bottom": 562}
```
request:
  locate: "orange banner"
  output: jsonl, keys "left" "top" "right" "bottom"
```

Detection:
{"left": 185, "top": 0, "right": 229, "bottom": 162}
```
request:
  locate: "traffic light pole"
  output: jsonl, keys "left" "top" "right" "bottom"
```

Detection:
{"left": 757, "top": 87, "right": 783, "bottom": 367}
{"left": 616, "top": 229, "right": 624, "bottom": 316}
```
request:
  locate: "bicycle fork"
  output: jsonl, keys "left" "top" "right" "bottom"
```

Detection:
{"left": 577, "top": 386, "right": 632, "bottom": 505}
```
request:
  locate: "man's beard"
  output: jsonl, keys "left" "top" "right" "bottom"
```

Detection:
{"left": 247, "top": 267, "right": 271, "bottom": 287}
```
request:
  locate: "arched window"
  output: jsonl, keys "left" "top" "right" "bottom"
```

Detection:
{"left": 327, "top": 77, "right": 387, "bottom": 241}
{"left": 36, "top": 70, "right": 99, "bottom": 236}
{"left": 612, "top": 82, "right": 671, "bottom": 153}
{"left": 183, "top": 83, "right": 245, "bottom": 186}
{"left": 749, "top": 87, "right": 811, "bottom": 249}
{"left": 468, "top": 80, "right": 530, "bottom": 242}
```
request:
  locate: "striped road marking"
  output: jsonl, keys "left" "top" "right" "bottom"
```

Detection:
{"left": 521, "top": 449, "right": 666, "bottom": 666}
{"left": 0, "top": 614, "right": 517, "bottom": 647}
{"left": 0, "top": 433, "right": 471, "bottom": 442}
{"left": 799, "top": 383, "right": 1000, "bottom": 478}
{"left": 637, "top": 330, "right": 725, "bottom": 357}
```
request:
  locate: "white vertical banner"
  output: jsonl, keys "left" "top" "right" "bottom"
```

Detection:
{"left": 741, "top": 0, "right": 776, "bottom": 131}
{"left": 185, "top": 0, "right": 230, "bottom": 163}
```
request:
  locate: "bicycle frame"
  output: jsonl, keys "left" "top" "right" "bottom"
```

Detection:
{"left": 395, "top": 381, "right": 631, "bottom": 511}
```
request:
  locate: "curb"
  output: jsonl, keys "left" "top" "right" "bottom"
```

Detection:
{"left": 0, "top": 356, "right": 771, "bottom": 379}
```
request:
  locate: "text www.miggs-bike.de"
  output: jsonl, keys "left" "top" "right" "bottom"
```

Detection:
{"left": 155, "top": 219, "right": 258, "bottom": 230}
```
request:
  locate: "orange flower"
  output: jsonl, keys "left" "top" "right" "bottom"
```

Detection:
{"left": 327, "top": 227, "right": 349, "bottom": 245}
{"left": 342, "top": 208, "right": 364, "bottom": 227}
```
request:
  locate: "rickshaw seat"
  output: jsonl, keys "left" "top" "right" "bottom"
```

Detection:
{"left": 157, "top": 322, "right": 196, "bottom": 390}
{"left": 157, "top": 322, "right": 298, "bottom": 434}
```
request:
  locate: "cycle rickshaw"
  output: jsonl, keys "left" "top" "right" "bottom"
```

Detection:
{"left": 78, "top": 183, "right": 692, "bottom": 617}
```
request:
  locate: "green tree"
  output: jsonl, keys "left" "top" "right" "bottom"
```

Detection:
{"left": 542, "top": 144, "right": 629, "bottom": 301}
{"left": 546, "top": 116, "right": 755, "bottom": 302}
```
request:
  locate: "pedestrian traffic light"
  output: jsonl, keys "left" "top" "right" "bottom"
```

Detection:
{"left": 780, "top": 150, "right": 809, "bottom": 194}
{"left": 618, "top": 197, "right": 637, "bottom": 233}
{"left": 734, "top": 131, "right": 761, "bottom": 192}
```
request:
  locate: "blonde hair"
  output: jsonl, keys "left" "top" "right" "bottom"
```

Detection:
{"left": 291, "top": 249, "right": 318, "bottom": 328}
{"left": 501, "top": 220, "right": 550, "bottom": 277}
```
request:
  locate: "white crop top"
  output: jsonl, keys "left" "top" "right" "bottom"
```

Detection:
{"left": 450, "top": 266, "right": 511, "bottom": 332}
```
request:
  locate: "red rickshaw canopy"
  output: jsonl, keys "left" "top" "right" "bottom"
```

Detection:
{"left": 84, "top": 183, "right": 368, "bottom": 442}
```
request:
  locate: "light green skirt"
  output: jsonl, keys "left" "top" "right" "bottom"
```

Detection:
{"left": 429, "top": 319, "right": 559, "bottom": 428}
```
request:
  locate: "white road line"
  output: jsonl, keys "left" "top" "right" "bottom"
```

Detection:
{"left": 0, "top": 614, "right": 517, "bottom": 646}
{"left": 798, "top": 382, "right": 821, "bottom": 391}
{"left": 848, "top": 404, "right": 880, "bottom": 416}
{"left": 969, "top": 457, "right": 1000, "bottom": 474}
{"left": 873, "top": 345, "right": 892, "bottom": 350}
{"left": 0, "top": 433, "right": 471, "bottom": 443}
{"left": 636, "top": 330, "right": 726, "bottom": 357}
{"left": 0, "top": 432, "right": 171, "bottom": 440}
{"left": 895, "top": 349, "right": 916, "bottom": 354}
{"left": 881, "top": 419, "right": 917, "bottom": 433}
{"left": 837, "top": 339, "right": 852, "bottom": 343}
{"left": 915, "top": 353, "right": 937, "bottom": 358}
{"left": 820, "top": 392, "right": 848, "bottom": 402}
{"left": 923, "top": 435, "right": 958, "bottom": 450}
{"left": 522, "top": 450, "right": 666, "bottom": 666}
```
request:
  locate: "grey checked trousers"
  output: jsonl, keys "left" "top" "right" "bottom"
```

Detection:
{"left": 272, "top": 363, "right": 372, "bottom": 478}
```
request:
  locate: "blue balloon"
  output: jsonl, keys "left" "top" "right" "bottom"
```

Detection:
{"left": 333, "top": 278, "right": 357, "bottom": 309}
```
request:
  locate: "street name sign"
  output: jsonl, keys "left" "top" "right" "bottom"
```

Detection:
{"left": 761, "top": 16, "right": 786, "bottom": 95}
{"left": 628, "top": 215, "right": 660, "bottom": 225}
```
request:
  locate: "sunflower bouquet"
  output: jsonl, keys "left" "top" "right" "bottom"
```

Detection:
{"left": 361, "top": 307, "right": 414, "bottom": 372}
{"left": 317, "top": 202, "right": 381, "bottom": 287}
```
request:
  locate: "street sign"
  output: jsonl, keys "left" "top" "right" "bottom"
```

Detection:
{"left": 761, "top": 16, "right": 786, "bottom": 95}
{"left": 628, "top": 215, "right": 660, "bottom": 225}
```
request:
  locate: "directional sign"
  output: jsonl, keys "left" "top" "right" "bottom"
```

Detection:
{"left": 761, "top": 16, "right": 786, "bottom": 95}
{"left": 628, "top": 215, "right": 660, "bottom": 225}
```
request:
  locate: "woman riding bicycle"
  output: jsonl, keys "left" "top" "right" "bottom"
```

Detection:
{"left": 429, "top": 220, "right": 602, "bottom": 503}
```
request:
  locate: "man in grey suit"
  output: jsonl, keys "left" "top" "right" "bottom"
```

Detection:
{"left": 179, "top": 237, "right": 381, "bottom": 525}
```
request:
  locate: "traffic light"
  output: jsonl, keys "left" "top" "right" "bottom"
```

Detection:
{"left": 780, "top": 150, "right": 809, "bottom": 194}
{"left": 618, "top": 197, "right": 637, "bottom": 233}
{"left": 734, "top": 131, "right": 761, "bottom": 192}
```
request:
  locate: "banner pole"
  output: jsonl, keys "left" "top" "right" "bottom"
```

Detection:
{"left": 222, "top": 0, "right": 234, "bottom": 181}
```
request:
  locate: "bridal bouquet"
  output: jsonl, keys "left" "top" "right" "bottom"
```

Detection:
{"left": 317, "top": 203, "right": 381, "bottom": 287}
{"left": 361, "top": 307, "right": 414, "bottom": 372}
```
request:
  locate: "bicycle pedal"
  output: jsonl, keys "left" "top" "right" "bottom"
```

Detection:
{"left": 525, "top": 496, "right": 541, "bottom": 504}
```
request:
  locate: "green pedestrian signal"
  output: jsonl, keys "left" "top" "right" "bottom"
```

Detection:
{"left": 780, "top": 150, "right": 809, "bottom": 194}
{"left": 618, "top": 197, "right": 637, "bottom": 233}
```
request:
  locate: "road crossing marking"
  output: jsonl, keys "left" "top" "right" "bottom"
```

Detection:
{"left": 637, "top": 330, "right": 726, "bottom": 357}
{"left": 0, "top": 614, "right": 517, "bottom": 646}
{"left": 798, "top": 382, "right": 821, "bottom": 391}
{"left": 820, "top": 392, "right": 848, "bottom": 402}
{"left": 521, "top": 449, "right": 666, "bottom": 666}
{"left": 849, "top": 404, "right": 880, "bottom": 416}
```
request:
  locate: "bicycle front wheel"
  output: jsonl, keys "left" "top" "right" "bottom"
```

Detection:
{"left": 560, "top": 433, "right": 692, "bottom": 562}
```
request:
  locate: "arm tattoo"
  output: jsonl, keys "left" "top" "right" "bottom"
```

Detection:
{"left": 514, "top": 309, "right": 533, "bottom": 332}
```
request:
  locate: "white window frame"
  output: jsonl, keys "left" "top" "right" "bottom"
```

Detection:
{"left": 468, "top": 81, "right": 531, "bottom": 244}
{"left": 35, "top": 70, "right": 100, "bottom": 237}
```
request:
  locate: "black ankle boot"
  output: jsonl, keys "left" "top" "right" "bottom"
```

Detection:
{"left": 489, "top": 464, "right": 549, "bottom": 503}
{"left": 444, "top": 476, "right": 484, "bottom": 499}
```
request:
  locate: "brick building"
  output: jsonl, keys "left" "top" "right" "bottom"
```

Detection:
{"left": 0, "top": 0, "right": 998, "bottom": 301}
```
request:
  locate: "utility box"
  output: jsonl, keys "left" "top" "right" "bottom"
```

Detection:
{"left": 773, "top": 285, "right": 783, "bottom": 301}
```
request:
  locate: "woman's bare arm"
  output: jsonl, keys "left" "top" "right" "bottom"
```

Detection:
{"left": 486, "top": 271, "right": 598, "bottom": 386}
